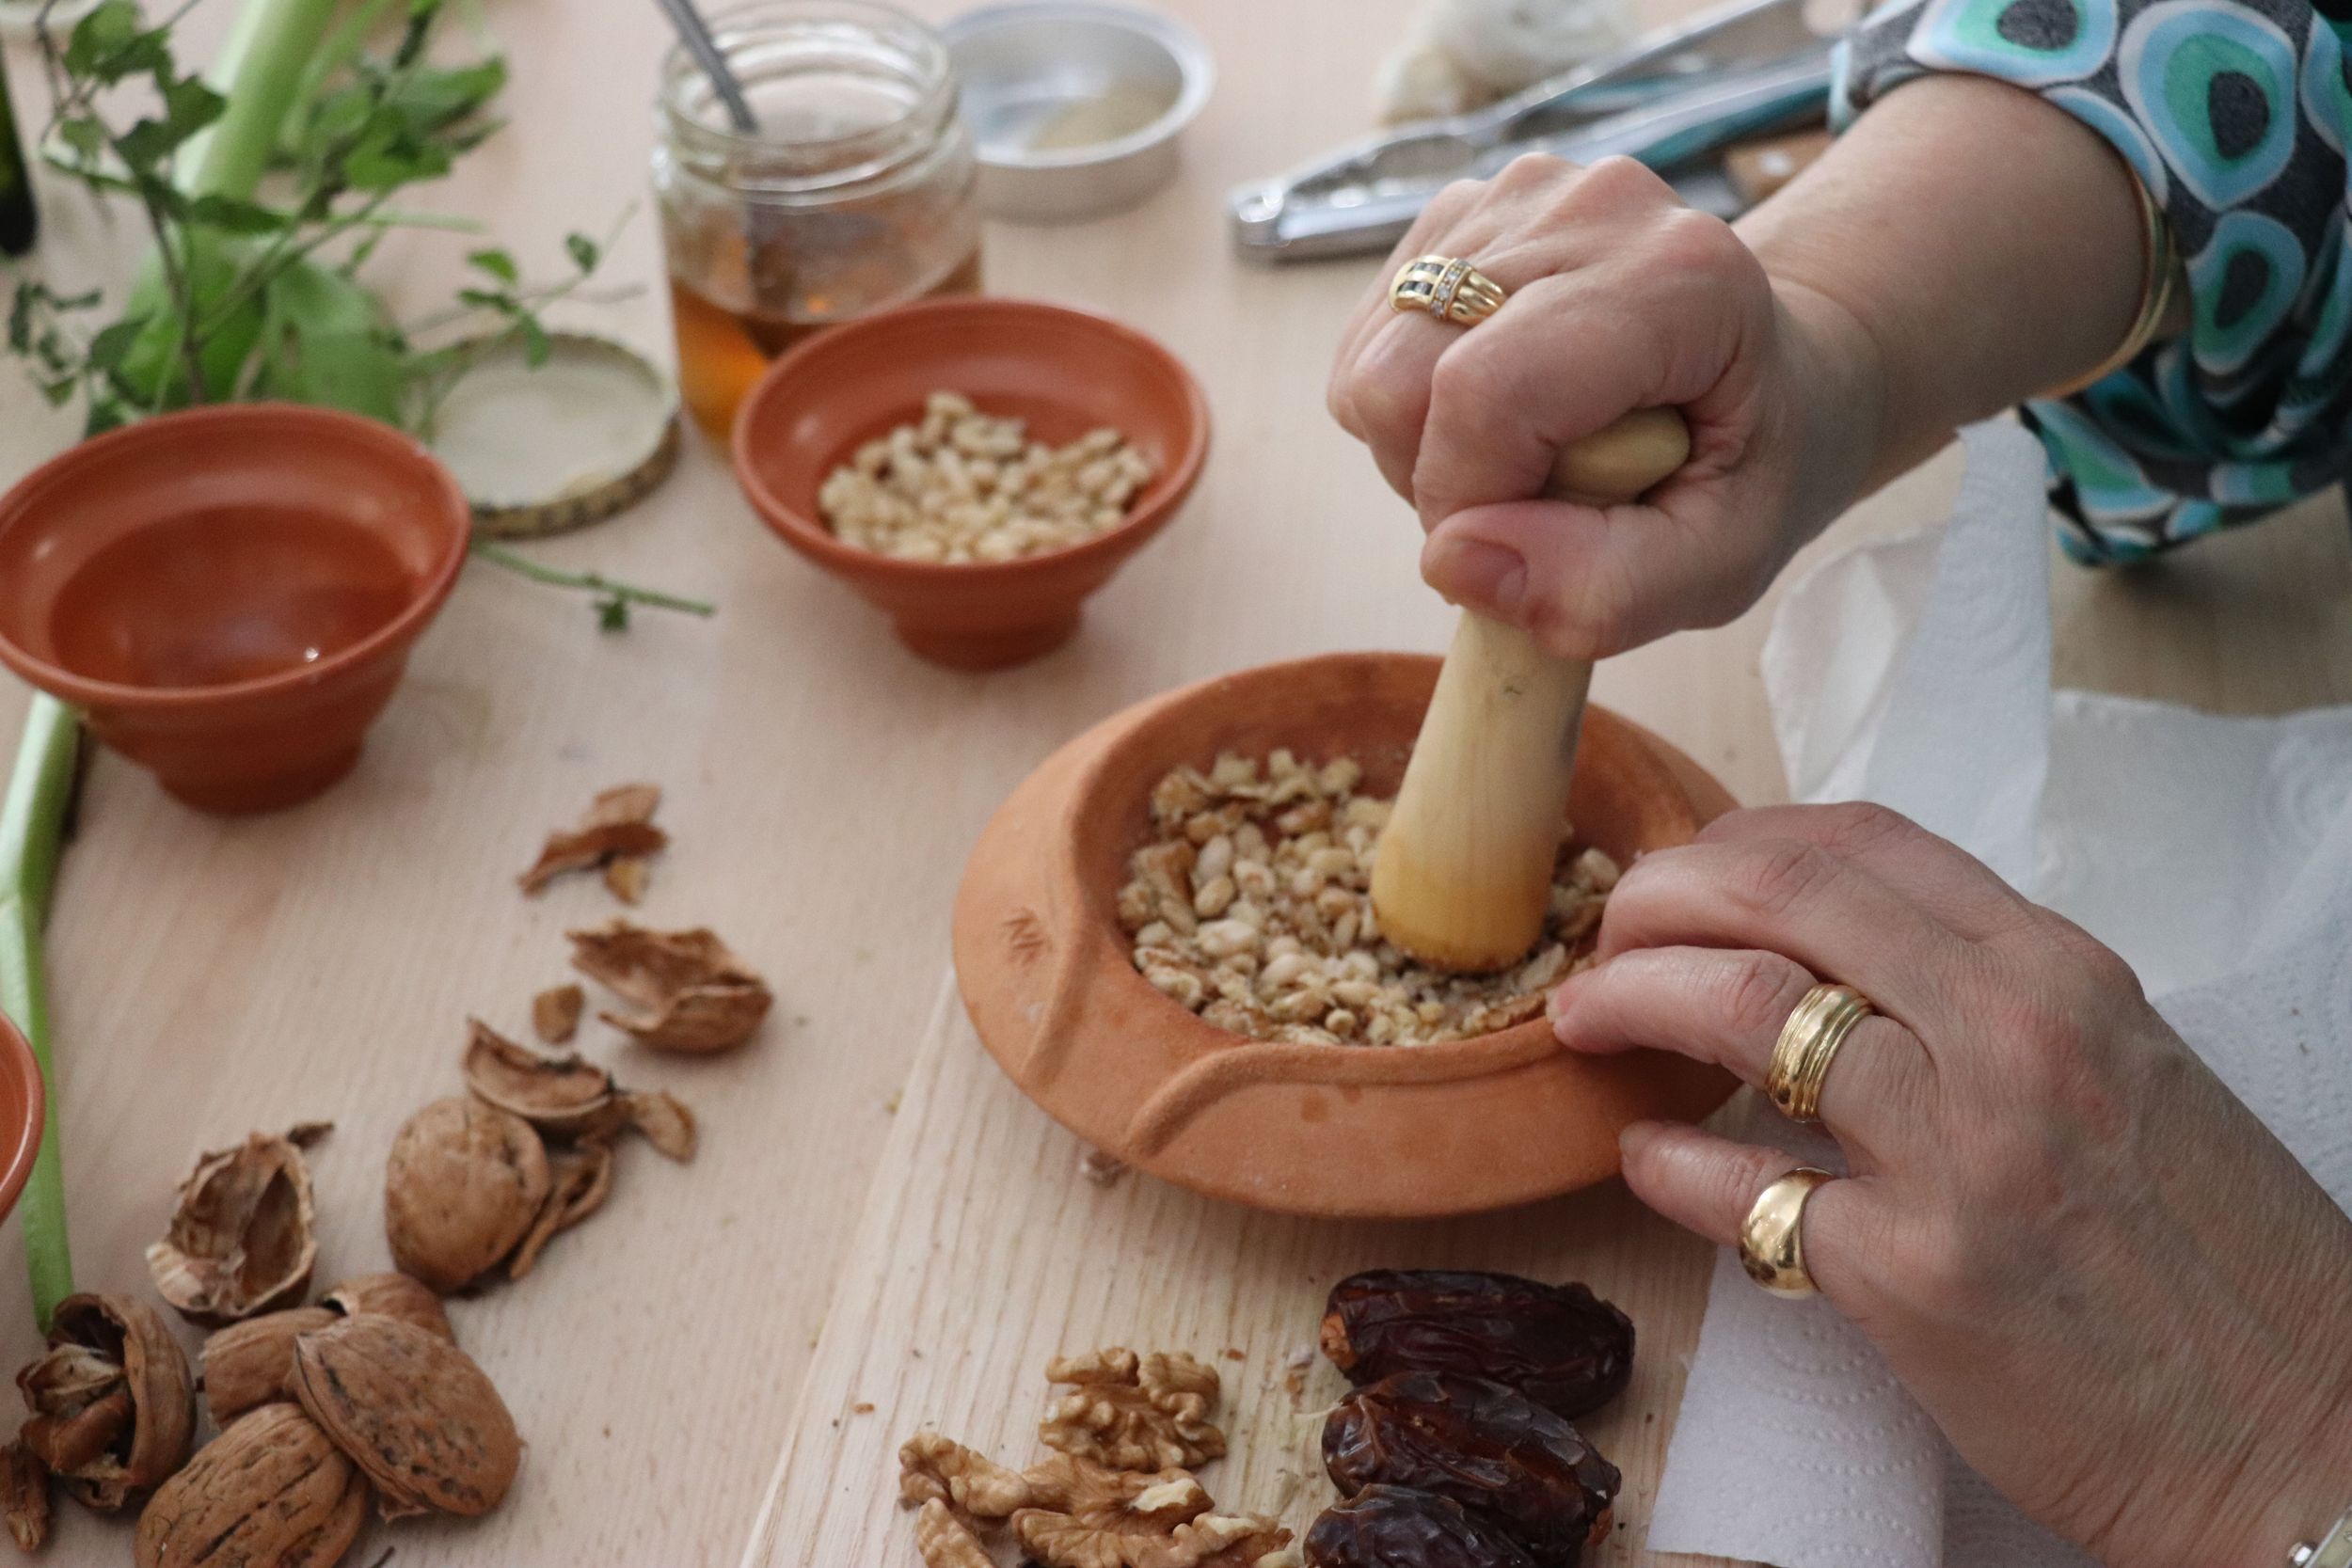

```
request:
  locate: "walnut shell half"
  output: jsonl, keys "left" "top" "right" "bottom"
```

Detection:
{"left": 384, "top": 1097, "right": 550, "bottom": 1293}
{"left": 146, "top": 1128, "right": 324, "bottom": 1326}
{"left": 18, "top": 1292, "right": 195, "bottom": 1512}
{"left": 135, "top": 1403, "right": 366, "bottom": 1568}
{"left": 291, "top": 1316, "right": 520, "bottom": 1519}
{"left": 462, "top": 1020, "right": 628, "bottom": 1140}
{"left": 0, "top": 1439, "right": 49, "bottom": 1553}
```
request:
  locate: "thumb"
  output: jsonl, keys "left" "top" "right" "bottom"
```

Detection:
{"left": 1420, "top": 484, "right": 1748, "bottom": 659}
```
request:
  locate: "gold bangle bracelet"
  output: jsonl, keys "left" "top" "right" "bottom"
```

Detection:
{"left": 2042, "top": 163, "right": 2181, "bottom": 398}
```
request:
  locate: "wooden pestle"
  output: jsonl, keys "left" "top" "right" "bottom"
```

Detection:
{"left": 1371, "top": 406, "right": 1692, "bottom": 973}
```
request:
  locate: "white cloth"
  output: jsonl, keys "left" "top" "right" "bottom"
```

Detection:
{"left": 1645, "top": 422, "right": 2352, "bottom": 1568}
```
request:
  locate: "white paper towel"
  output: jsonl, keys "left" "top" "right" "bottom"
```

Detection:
{"left": 1645, "top": 422, "right": 2352, "bottom": 1568}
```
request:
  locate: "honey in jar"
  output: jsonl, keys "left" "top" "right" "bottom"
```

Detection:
{"left": 653, "top": 2, "right": 982, "bottom": 440}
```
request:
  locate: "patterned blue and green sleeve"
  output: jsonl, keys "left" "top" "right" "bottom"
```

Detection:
{"left": 1834, "top": 0, "right": 2352, "bottom": 562}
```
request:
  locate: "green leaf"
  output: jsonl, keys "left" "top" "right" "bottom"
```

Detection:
{"left": 564, "top": 232, "right": 599, "bottom": 274}
{"left": 55, "top": 118, "right": 107, "bottom": 165}
{"left": 389, "top": 58, "right": 505, "bottom": 135}
{"left": 62, "top": 1, "right": 167, "bottom": 85}
{"left": 183, "top": 194, "right": 291, "bottom": 234}
{"left": 85, "top": 313, "right": 152, "bottom": 374}
{"left": 342, "top": 131, "right": 449, "bottom": 191}
{"left": 466, "top": 247, "right": 517, "bottom": 285}
{"left": 454, "top": 287, "right": 508, "bottom": 310}
{"left": 596, "top": 595, "right": 630, "bottom": 632}
{"left": 516, "top": 313, "right": 549, "bottom": 367}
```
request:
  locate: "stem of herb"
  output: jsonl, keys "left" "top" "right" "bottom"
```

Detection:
{"left": 183, "top": 0, "right": 344, "bottom": 202}
{"left": 468, "top": 542, "right": 718, "bottom": 619}
{"left": 0, "top": 696, "right": 82, "bottom": 1331}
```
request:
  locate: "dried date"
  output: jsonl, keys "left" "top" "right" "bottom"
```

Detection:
{"left": 1304, "top": 1485, "right": 1538, "bottom": 1568}
{"left": 1320, "top": 1271, "right": 1632, "bottom": 1418}
{"left": 1324, "top": 1372, "right": 1618, "bottom": 1564}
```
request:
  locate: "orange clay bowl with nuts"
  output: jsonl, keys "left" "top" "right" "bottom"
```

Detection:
{"left": 953, "top": 652, "right": 1740, "bottom": 1219}
{"left": 731, "top": 296, "right": 1209, "bottom": 671}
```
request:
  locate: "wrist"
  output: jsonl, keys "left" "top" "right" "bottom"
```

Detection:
{"left": 1766, "top": 274, "right": 1885, "bottom": 534}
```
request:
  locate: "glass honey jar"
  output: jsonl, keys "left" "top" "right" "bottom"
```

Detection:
{"left": 654, "top": 2, "right": 982, "bottom": 440}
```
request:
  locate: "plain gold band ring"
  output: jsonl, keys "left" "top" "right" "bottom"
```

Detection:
{"left": 1739, "top": 1166, "right": 1836, "bottom": 1298}
{"left": 1389, "top": 254, "right": 1508, "bottom": 326}
{"left": 1764, "top": 982, "right": 1875, "bottom": 1125}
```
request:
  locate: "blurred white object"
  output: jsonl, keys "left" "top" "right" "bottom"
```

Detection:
{"left": 1376, "top": 0, "right": 1636, "bottom": 122}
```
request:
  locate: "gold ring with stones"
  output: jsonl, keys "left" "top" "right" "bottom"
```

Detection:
{"left": 1389, "top": 254, "right": 1508, "bottom": 326}
{"left": 1739, "top": 1166, "right": 1836, "bottom": 1297}
{"left": 1764, "top": 983, "right": 1874, "bottom": 1125}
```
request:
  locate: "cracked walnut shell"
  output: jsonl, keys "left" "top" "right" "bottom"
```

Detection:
{"left": 567, "top": 920, "right": 771, "bottom": 1053}
{"left": 17, "top": 1292, "right": 194, "bottom": 1512}
{"left": 1042, "top": 1349, "right": 1226, "bottom": 1471}
{"left": 146, "top": 1126, "right": 326, "bottom": 1326}
{"left": 0, "top": 1439, "right": 46, "bottom": 1553}
{"left": 463, "top": 1019, "right": 629, "bottom": 1140}
{"left": 462, "top": 1020, "right": 697, "bottom": 1161}
{"left": 519, "top": 783, "right": 667, "bottom": 895}
{"left": 291, "top": 1315, "right": 521, "bottom": 1519}
{"left": 506, "top": 1137, "right": 614, "bottom": 1281}
{"left": 385, "top": 1097, "right": 550, "bottom": 1293}
{"left": 134, "top": 1403, "right": 365, "bottom": 1568}
{"left": 320, "top": 1273, "right": 455, "bottom": 1342}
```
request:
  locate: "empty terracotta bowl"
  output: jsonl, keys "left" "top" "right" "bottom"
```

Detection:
{"left": 0, "top": 1013, "right": 44, "bottom": 1231}
{"left": 953, "top": 653, "right": 1740, "bottom": 1218}
{"left": 731, "top": 296, "right": 1209, "bottom": 670}
{"left": 0, "top": 404, "right": 471, "bottom": 814}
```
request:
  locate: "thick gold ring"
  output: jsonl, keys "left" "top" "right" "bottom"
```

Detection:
{"left": 1389, "top": 254, "right": 1508, "bottom": 325}
{"left": 1764, "top": 983, "right": 1874, "bottom": 1124}
{"left": 1739, "top": 1166, "right": 1836, "bottom": 1297}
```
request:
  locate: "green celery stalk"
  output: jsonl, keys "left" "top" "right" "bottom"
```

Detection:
{"left": 183, "top": 0, "right": 347, "bottom": 201}
{"left": 0, "top": 696, "right": 81, "bottom": 1330}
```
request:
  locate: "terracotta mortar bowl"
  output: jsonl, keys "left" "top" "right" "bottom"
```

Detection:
{"left": 732, "top": 296, "right": 1209, "bottom": 671}
{"left": 0, "top": 1014, "right": 43, "bottom": 1230}
{"left": 954, "top": 652, "right": 1741, "bottom": 1219}
{"left": 0, "top": 404, "right": 471, "bottom": 814}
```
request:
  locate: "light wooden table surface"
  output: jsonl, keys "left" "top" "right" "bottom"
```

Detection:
{"left": 4, "top": 0, "right": 2350, "bottom": 1563}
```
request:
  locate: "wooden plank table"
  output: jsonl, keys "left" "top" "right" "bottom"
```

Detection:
{"left": 3, "top": 0, "right": 2350, "bottom": 1562}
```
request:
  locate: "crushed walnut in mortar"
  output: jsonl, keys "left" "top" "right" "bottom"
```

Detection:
{"left": 1117, "top": 752, "right": 1619, "bottom": 1046}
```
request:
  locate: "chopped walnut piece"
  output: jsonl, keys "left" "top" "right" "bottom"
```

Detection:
{"left": 532, "top": 984, "right": 585, "bottom": 1044}
{"left": 519, "top": 784, "right": 668, "bottom": 895}
{"left": 1041, "top": 1350, "right": 1224, "bottom": 1472}
{"left": 1009, "top": 1456, "right": 1291, "bottom": 1568}
{"left": 898, "top": 1432, "right": 1037, "bottom": 1518}
{"left": 567, "top": 920, "right": 772, "bottom": 1053}
{"left": 914, "top": 1497, "right": 996, "bottom": 1568}
{"left": 1119, "top": 752, "right": 1614, "bottom": 1046}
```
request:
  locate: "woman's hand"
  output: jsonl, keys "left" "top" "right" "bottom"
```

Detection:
{"left": 1326, "top": 151, "right": 1882, "bottom": 659}
{"left": 1549, "top": 802, "right": 2352, "bottom": 1568}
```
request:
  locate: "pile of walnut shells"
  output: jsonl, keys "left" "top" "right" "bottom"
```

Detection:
{"left": 1, "top": 1274, "right": 517, "bottom": 1567}
{"left": 900, "top": 1349, "right": 1296, "bottom": 1568}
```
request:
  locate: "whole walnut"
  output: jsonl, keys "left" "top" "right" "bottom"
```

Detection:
{"left": 135, "top": 1403, "right": 365, "bottom": 1568}
{"left": 384, "top": 1097, "right": 550, "bottom": 1291}
{"left": 292, "top": 1316, "right": 520, "bottom": 1519}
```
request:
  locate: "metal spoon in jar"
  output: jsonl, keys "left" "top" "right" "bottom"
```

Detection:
{"left": 651, "top": 0, "right": 760, "bottom": 133}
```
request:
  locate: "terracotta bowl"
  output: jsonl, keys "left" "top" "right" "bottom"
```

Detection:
{"left": 953, "top": 653, "right": 1741, "bottom": 1218}
{"left": 731, "top": 296, "right": 1209, "bottom": 671}
{"left": 0, "top": 1014, "right": 44, "bottom": 1230}
{"left": 0, "top": 405, "right": 471, "bottom": 815}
